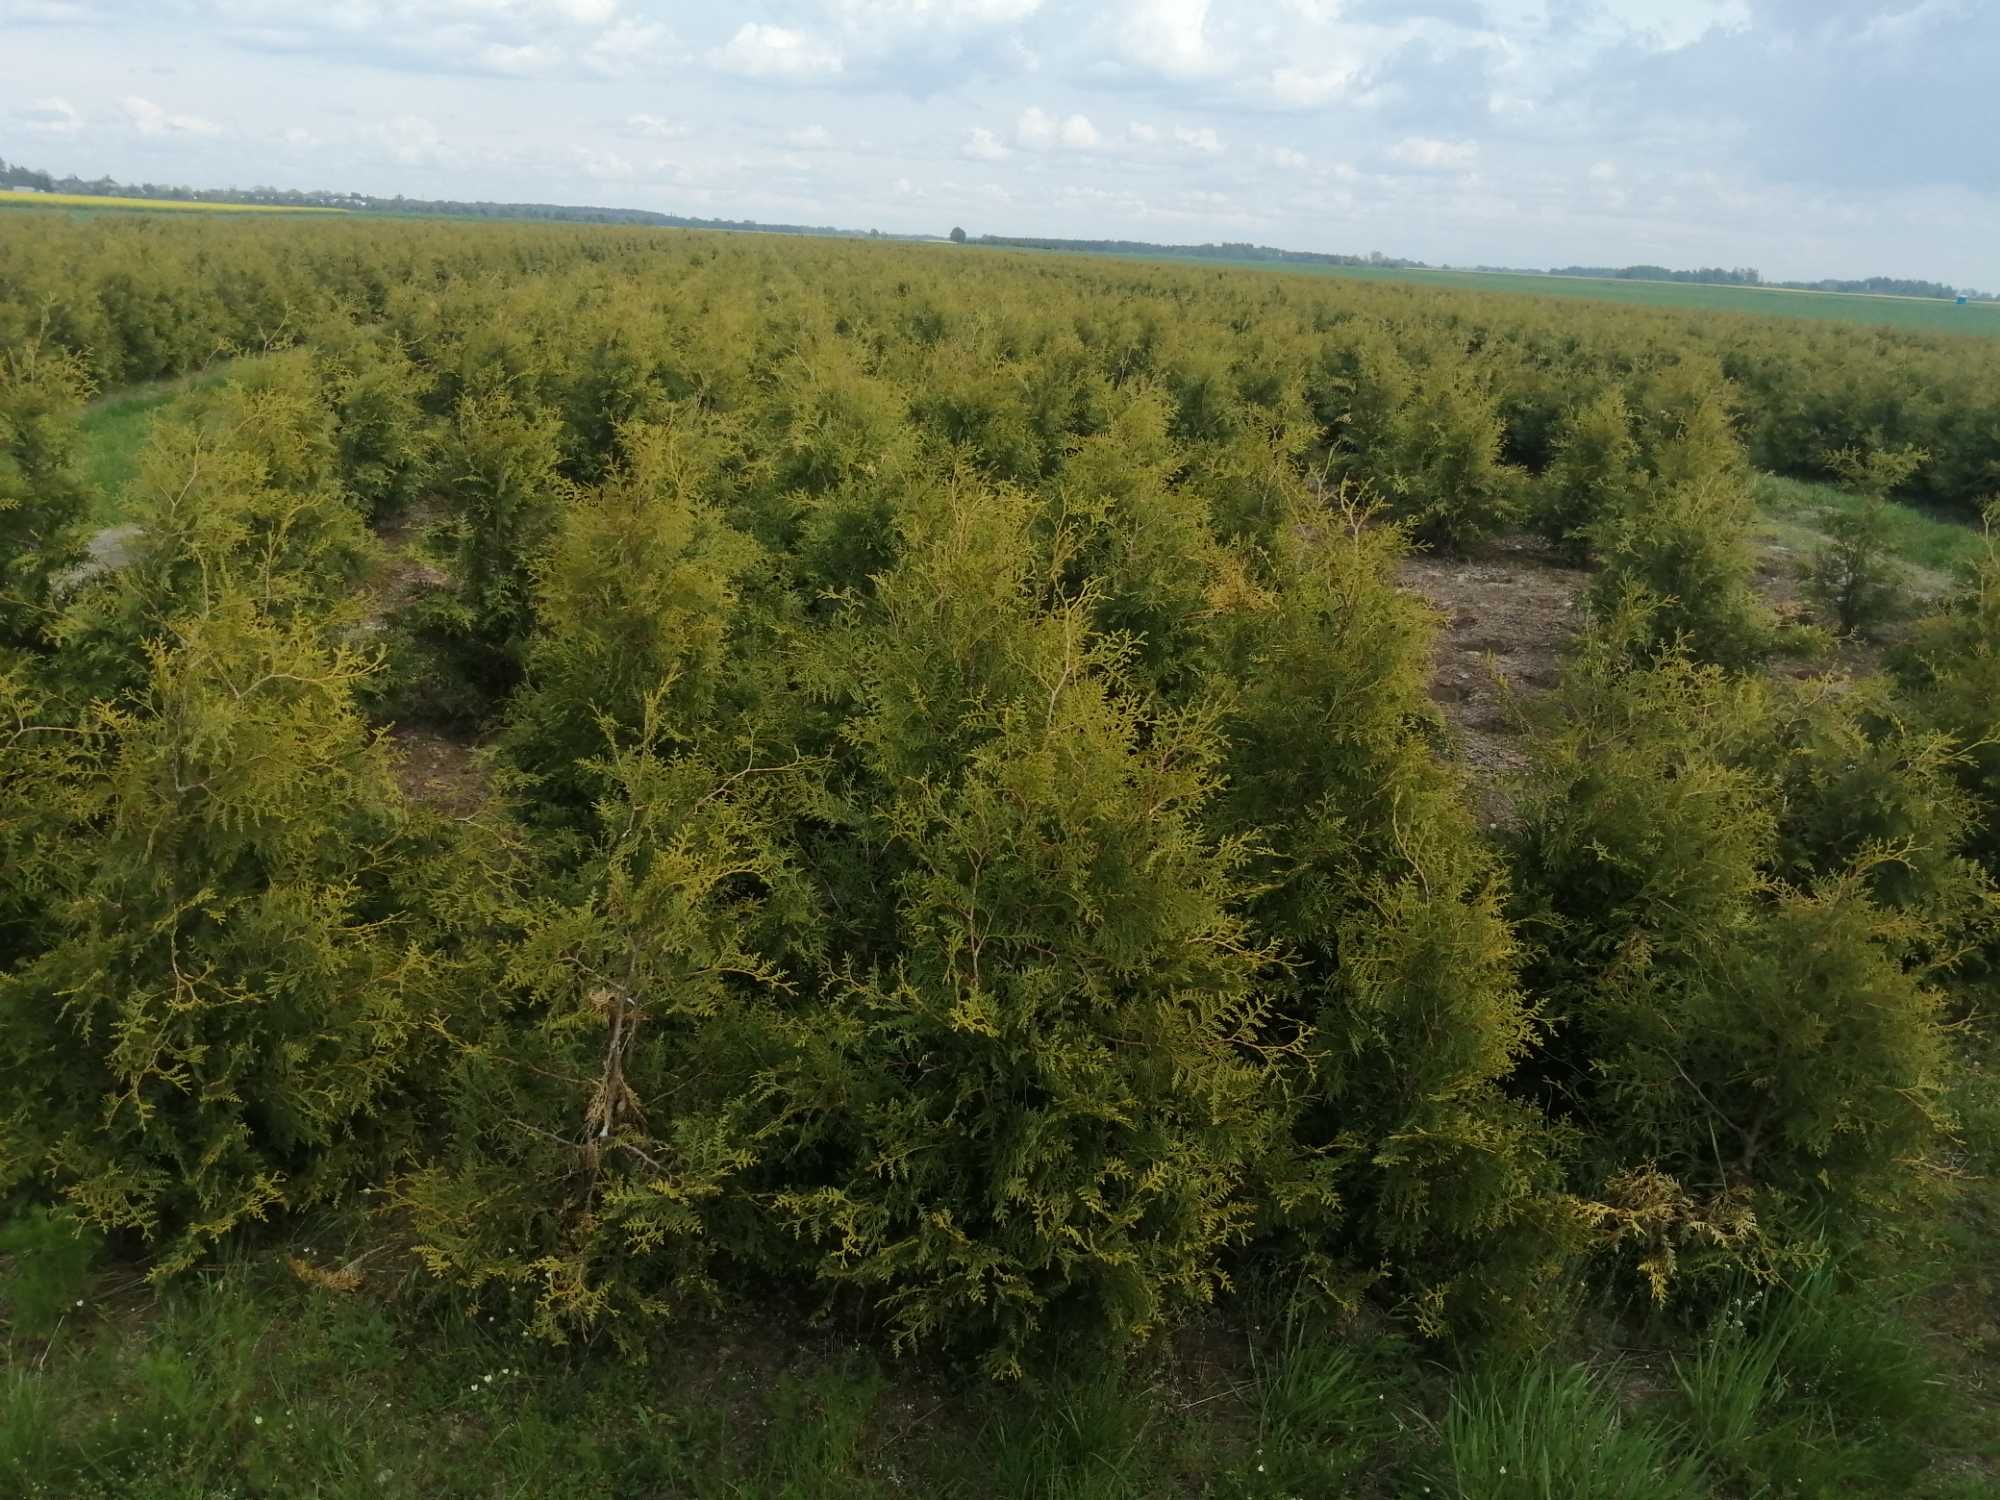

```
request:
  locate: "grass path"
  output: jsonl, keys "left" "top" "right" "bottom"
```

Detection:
{"left": 76, "top": 363, "right": 240, "bottom": 525}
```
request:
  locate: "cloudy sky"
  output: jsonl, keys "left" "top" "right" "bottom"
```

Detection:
{"left": 6, "top": 1, "right": 1996, "bottom": 285}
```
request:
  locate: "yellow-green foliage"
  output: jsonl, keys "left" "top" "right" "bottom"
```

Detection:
{"left": 763, "top": 484, "right": 1295, "bottom": 1374}
{"left": 2, "top": 591, "right": 427, "bottom": 1273}
{"left": 1509, "top": 619, "right": 1973, "bottom": 1297}
{"left": 1894, "top": 511, "right": 2000, "bottom": 878}
{"left": 0, "top": 340, "right": 93, "bottom": 647}
{"left": 1211, "top": 502, "right": 1564, "bottom": 1336}
{"left": 499, "top": 419, "right": 762, "bottom": 821}
{"left": 1537, "top": 387, "right": 1641, "bottom": 562}
{"left": 2, "top": 210, "right": 1996, "bottom": 1372}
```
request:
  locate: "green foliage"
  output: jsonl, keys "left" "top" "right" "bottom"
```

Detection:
{"left": 1, "top": 592, "right": 429, "bottom": 1272}
{"left": 1212, "top": 501, "right": 1566, "bottom": 1337}
{"left": 1825, "top": 440, "right": 1930, "bottom": 496}
{"left": 764, "top": 485, "right": 1293, "bottom": 1374}
{"left": 498, "top": 420, "right": 762, "bottom": 823}
{"left": 1510, "top": 626, "right": 1965, "bottom": 1296}
{"left": 320, "top": 330, "right": 435, "bottom": 522}
{"left": 1587, "top": 477, "right": 1774, "bottom": 669}
{"left": 1535, "top": 386, "right": 1641, "bottom": 562}
{"left": 1319, "top": 329, "right": 1522, "bottom": 549}
{"left": 1674, "top": 1262, "right": 1948, "bottom": 1495}
{"left": 396, "top": 726, "right": 809, "bottom": 1348}
{"left": 415, "top": 391, "right": 568, "bottom": 705}
{"left": 0, "top": 340, "right": 94, "bottom": 648}
{"left": 1805, "top": 496, "right": 1911, "bottom": 635}
{"left": 1894, "top": 511, "right": 2000, "bottom": 878}
{"left": 5, "top": 208, "right": 1997, "bottom": 1391}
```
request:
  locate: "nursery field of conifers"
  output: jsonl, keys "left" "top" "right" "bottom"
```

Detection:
{"left": 3, "top": 212, "right": 2000, "bottom": 1496}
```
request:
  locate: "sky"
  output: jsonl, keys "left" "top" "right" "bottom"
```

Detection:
{"left": 5, "top": 0, "right": 1997, "bottom": 286}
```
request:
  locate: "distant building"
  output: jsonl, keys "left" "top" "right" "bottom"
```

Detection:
{"left": 1958, "top": 294, "right": 1971, "bottom": 305}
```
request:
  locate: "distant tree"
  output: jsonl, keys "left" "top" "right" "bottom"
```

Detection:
{"left": 949, "top": 226, "right": 967, "bottom": 244}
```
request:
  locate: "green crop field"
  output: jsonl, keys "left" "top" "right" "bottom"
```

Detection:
{"left": 1050, "top": 249, "right": 2000, "bottom": 335}
{"left": 0, "top": 189, "right": 344, "bottom": 215}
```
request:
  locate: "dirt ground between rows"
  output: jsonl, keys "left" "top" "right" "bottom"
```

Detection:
{"left": 1397, "top": 536, "right": 1589, "bottom": 825}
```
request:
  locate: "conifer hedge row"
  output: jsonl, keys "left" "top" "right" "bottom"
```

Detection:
{"left": 2, "top": 215, "right": 1995, "bottom": 1369}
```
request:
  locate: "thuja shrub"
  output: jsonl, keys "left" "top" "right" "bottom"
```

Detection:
{"left": 1507, "top": 619, "right": 1962, "bottom": 1296}
{"left": 908, "top": 338, "right": 1044, "bottom": 484}
{"left": 1045, "top": 382, "right": 1223, "bottom": 690}
{"left": 1750, "top": 679, "right": 1992, "bottom": 955}
{"left": 1319, "top": 329, "right": 1522, "bottom": 550}
{"left": 0, "top": 339, "right": 94, "bottom": 650}
{"left": 1631, "top": 355, "right": 1744, "bottom": 492}
{"left": 1893, "top": 508, "right": 2000, "bottom": 877}
{"left": 317, "top": 329, "right": 436, "bottom": 524}
{"left": 1535, "top": 387, "right": 1641, "bottom": 563}
{"left": 1211, "top": 498, "right": 1570, "bottom": 1340}
{"left": 394, "top": 729, "right": 815, "bottom": 1348}
{"left": 409, "top": 391, "right": 568, "bottom": 708}
{"left": 49, "top": 379, "right": 376, "bottom": 703}
{"left": 498, "top": 420, "right": 763, "bottom": 825}
{"left": 1587, "top": 476, "right": 1775, "bottom": 670}
{"left": 1804, "top": 498, "right": 1910, "bottom": 637}
{"left": 0, "top": 591, "right": 430, "bottom": 1273}
{"left": 759, "top": 484, "right": 1297, "bottom": 1376}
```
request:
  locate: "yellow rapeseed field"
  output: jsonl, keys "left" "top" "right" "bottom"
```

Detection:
{"left": 0, "top": 190, "right": 344, "bottom": 214}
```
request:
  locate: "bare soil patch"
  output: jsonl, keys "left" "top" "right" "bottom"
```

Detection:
{"left": 386, "top": 725, "right": 488, "bottom": 817}
{"left": 1398, "top": 535, "right": 1590, "bottom": 824}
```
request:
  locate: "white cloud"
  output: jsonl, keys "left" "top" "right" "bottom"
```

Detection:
{"left": 710, "top": 23, "right": 843, "bottom": 79}
{"left": 1116, "top": 0, "right": 1216, "bottom": 79}
{"left": 1589, "top": 160, "right": 1619, "bottom": 182}
{"left": 787, "top": 124, "right": 832, "bottom": 148}
{"left": 279, "top": 125, "right": 321, "bottom": 148}
{"left": 123, "top": 96, "right": 222, "bottom": 137}
{"left": 0, "top": 0, "right": 93, "bottom": 18}
{"left": 1611, "top": 0, "right": 1752, "bottom": 53}
{"left": 830, "top": 0, "right": 1045, "bottom": 25}
{"left": 625, "top": 113, "right": 689, "bottom": 140}
{"left": 369, "top": 114, "right": 454, "bottom": 168}
{"left": 1061, "top": 114, "right": 1100, "bottom": 148}
{"left": 1264, "top": 145, "right": 1309, "bottom": 170}
{"left": 1388, "top": 135, "right": 1478, "bottom": 171}
{"left": 1270, "top": 59, "right": 1359, "bottom": 108}
{"left": 479, "top": 41, "right": 561, "bottom": 74}
{"left": 1172, "top": 125, "right": 1223, "bottom": 156}
{"left": 16, "top": 96, "right": 81, "bottom": 135}
{"left": 546, "top": 0, "right": 618, "bottom": 23}
{"left": 1127, "top": 122, "right": 1159, "bottom": 144}
{"left": 582, "top": 19, "right": 667, "bottom": 77}
{"left": 575, "top": 145, "right": 634, "bottom": 180}
{"left": 961, "top": 126, "right": 1011, "bottom": 161}
{"left": 1017, "top": 106, "right": 1098, "bottom": 150}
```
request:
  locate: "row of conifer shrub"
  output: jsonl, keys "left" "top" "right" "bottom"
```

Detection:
{"left": 4, "top": 213, "right": 1997, "bottom": 516}
{"left": 2, "top": 217, "right": 1996, "bottom": 1373}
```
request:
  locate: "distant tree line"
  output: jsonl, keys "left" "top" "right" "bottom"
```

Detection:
{"left": 0, "top": 156, "right": 909, "bottom": 239}
{"left": 974, "top": 235, "right": 1428, "bottom": 269}
{"left": 1551, "top": 262, "right": 1991, "bottom": 300}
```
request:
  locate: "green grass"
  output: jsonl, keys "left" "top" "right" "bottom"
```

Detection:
{"left": 0, "top": 1239, "right": 1389, "bottom": 1500}
{"left": 76, "top": 365, "right": 239, "bottom": 524}
{"left": 1753, "top": 472, "right": 1986, "bottom": 580}
{"left": 8, "top": 1225, "right": 1996, "bottom": 1499}
{"left": 1425, "top": 1361, "right": 1706, "bottom": 1500}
